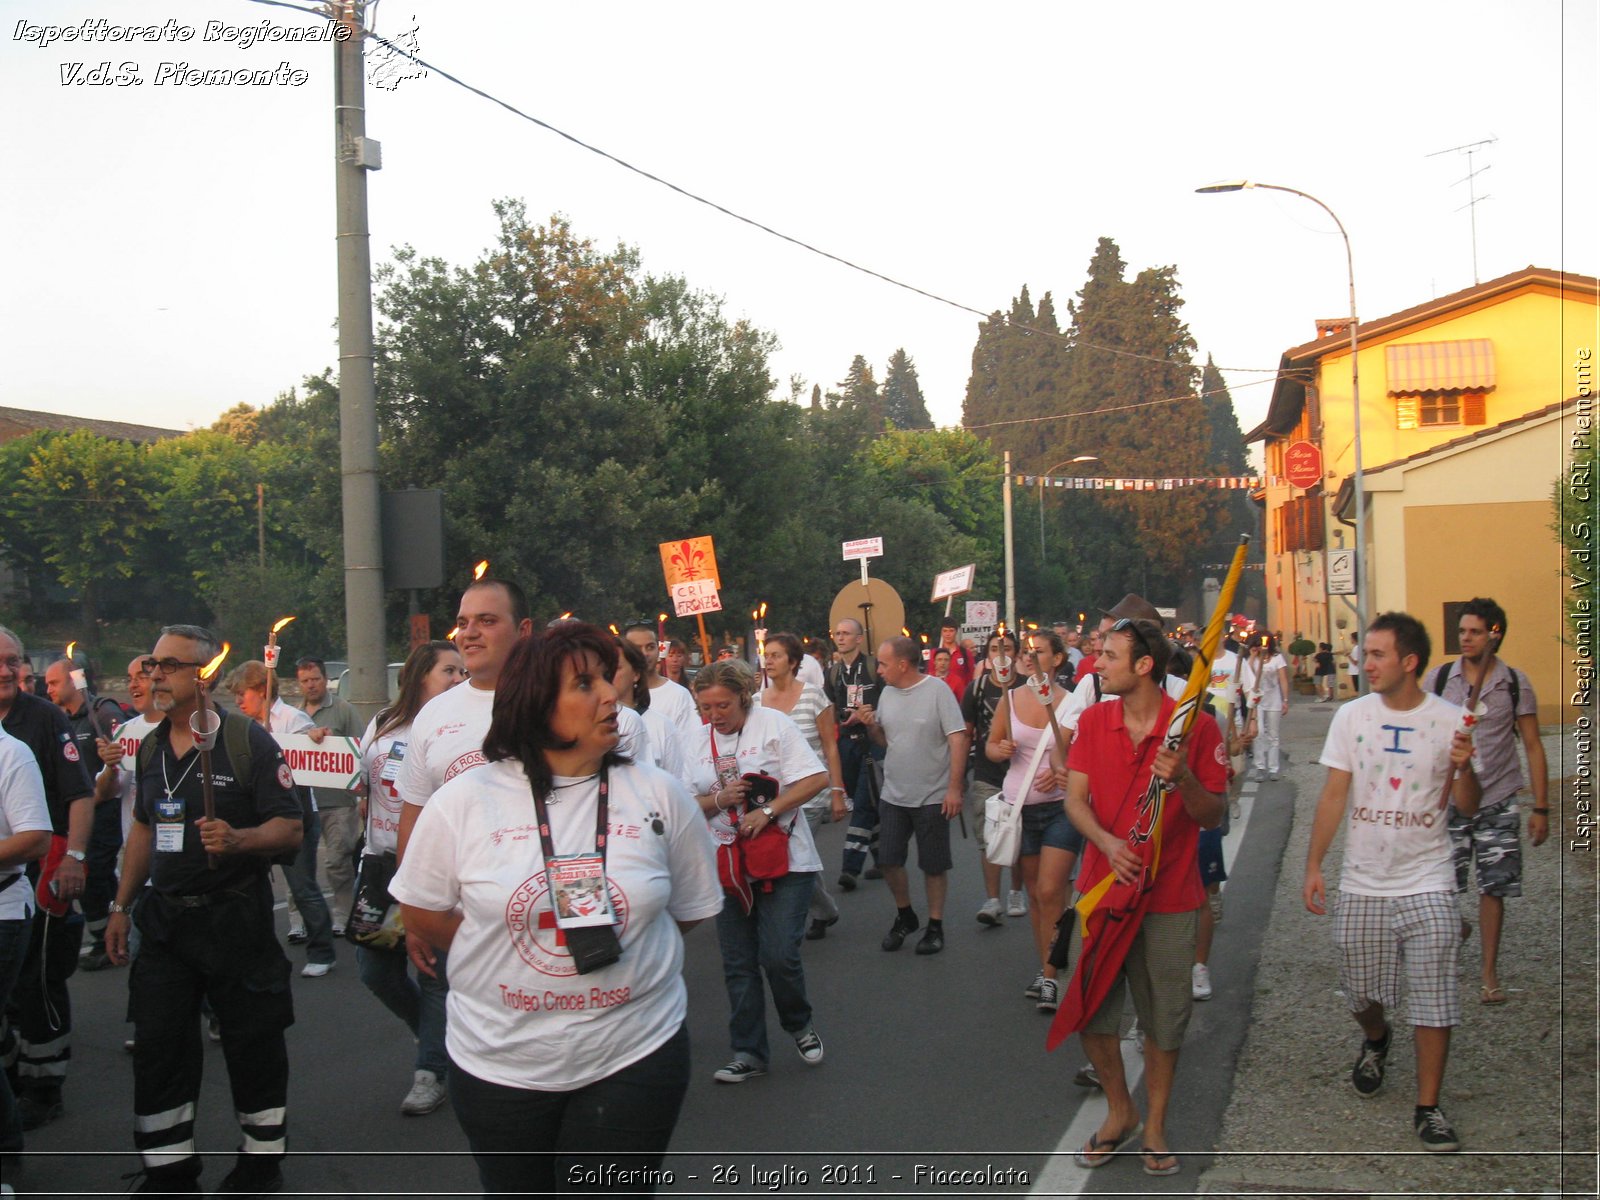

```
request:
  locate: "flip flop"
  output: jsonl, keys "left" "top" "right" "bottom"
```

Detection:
{"left": 1142, "top": 1148, "right": 1180, "bottom": 1176}
{"left": 1481, "top": 984, "right": 1508, "bottom": 1005}
{"left": 1073, "top": 1120, "right": 1143, "bottom": 1169}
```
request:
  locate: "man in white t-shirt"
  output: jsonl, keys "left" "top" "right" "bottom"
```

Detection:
{"left": 0, "top": 723, "right": 53, "bottom": 1154}
{"left": 1304, "top": 612, "right": 1481, "bottom": 1154}
{"left": 88, "top": 657, "right": 162, "bottom": 874}
{"left": 623, "top": 624, "right": 702, "bottom": 744}
{"left": 861, "top": 637, "right": 969, "bottom": 956}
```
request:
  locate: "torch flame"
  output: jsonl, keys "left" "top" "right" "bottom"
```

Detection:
{"left": 65, "top": 640, "right": 77, "bottom": 660}
{"left": 901, "top": 627, "right": 910, "bottom": 637}
{"left": 608, "top": 623, "right": 619, "bottom": 635}
{"left": 473, "top": 560, "right": 489, "bottom": 581}
{"left": 759, "top": 601, "right": 767, "bottom": 619}
{"left": 657, "top": 612, "right": 668, "bottom": 623}
{"left": 199, "top": 643, "right": 232, "bottom": 682}
{"left": 560, "top": 612, "right": 572, "bottom": 620}
{"left": 446, "top": 627, "right": 459, "bottom": 641}
{"left": 271, "top": 615, "right": 297, "bottom": 635}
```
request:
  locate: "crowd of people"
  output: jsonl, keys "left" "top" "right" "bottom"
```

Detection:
{"left": 0, "top": 584, "right": 1551, "bottom": 1194}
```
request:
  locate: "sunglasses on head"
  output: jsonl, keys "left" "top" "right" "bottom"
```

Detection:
{"left": 1110, "top": 618, "right": 1158, "bottom": 665}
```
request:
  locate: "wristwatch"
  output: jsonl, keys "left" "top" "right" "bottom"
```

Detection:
{"left": 108, "top": 900, "right": 131, "bottom": 914}
{"left": 65, "top": 848, "right": 87, "bottom": 862}
{"left": 760, "top": 804, "right": 776, "bottom": 819}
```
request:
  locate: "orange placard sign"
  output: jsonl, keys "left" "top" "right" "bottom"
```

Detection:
{"left": 659, "top": 536, "right": 721, "bottom": 590}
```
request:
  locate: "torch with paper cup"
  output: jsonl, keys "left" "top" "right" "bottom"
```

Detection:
{"left": 194, "top": 643, "right": 231, "bottom": 868}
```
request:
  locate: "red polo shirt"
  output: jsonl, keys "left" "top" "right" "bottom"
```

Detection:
{"left": 1068, "top": 691, "right": 1227, "bottom": 913}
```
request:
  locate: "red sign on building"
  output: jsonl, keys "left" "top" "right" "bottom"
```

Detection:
{"left": 1284, "top": 440, "right": 1323, "bottom": 490}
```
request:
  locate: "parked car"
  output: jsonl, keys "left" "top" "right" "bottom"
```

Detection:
{"left": 334, "top": 662, "right": 403, "bottom": 704}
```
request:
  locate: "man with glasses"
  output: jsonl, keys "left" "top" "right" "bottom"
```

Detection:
{"left": 823, "top": 618, "right": 883, "bottom": 890}
{"left": 1064, "top": 617, "right": 1226, "bottom": 1177}
{"left": 0, "top": 625, "right": 93, "bottom": 1133}
{"left": 105, "top": 625, "right": 305, "bottom": 1195}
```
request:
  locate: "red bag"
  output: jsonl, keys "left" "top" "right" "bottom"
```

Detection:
{"left": 717, "top": 839, "right": 754, "bottom": 915}
{"left": 742, "top": 820, "right": 792, "bottom": 881}
{"left": 35, "top": 834, "right": 70, "bottom": 918}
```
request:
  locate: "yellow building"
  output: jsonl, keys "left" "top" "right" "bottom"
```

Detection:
{"left": 1247, "top": 266, "right": 1598, "bottom": 721}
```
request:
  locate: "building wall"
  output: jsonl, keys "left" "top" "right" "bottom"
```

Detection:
{"left": 1362, "top": 411, "right": 1570, "bottom": 722}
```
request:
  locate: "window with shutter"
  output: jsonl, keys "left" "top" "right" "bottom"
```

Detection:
{"left": 1461, "top": 393, "right": 1487, "bottom": 425}
{"left": 1396, "top": 398, "right": 1418, "bottom": 429}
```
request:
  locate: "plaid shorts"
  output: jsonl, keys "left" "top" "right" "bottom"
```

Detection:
{"left": 1449, "top": 799, "right": 1523, "bottom": 898}
{"left": 1334, "top": 891, "right": 1461, "bottom": 1027}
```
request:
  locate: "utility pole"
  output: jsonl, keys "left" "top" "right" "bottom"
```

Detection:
{"left": 334, "top": 1, "right": 386, "bottom": 722}
{"left": 257, "top": 483, "right": 265, "bottom": 569}
{"left": 1003, "top": 450, "right": 1016, "bottom": 633}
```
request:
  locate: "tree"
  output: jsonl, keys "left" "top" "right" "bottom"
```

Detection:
{"left": 0, "top": 431, "right": 156, "bottom": 625}
{"left": 835, "top": 354, "right": 883, "bottom": 428}
{"left": 881, "top": 349, "right": 933, "bottom": 429}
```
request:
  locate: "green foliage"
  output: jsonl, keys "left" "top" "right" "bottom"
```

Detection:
{"left": 882, "top": 349, "right": 933, "bottom": 430}
{"left": 0, "top": 430, "right": 155, "bottom": 623}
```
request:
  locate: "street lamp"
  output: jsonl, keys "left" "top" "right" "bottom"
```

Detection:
{"left": 1038, "top": 455, "right": 1101, "bottom": 563}
{"left": 1196, "top": 179, "right": 1366, "bottom": 675}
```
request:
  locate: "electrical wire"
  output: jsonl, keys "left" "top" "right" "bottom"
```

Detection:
{"left": 243, "top": 0, "right": 1282, "bottom": 380}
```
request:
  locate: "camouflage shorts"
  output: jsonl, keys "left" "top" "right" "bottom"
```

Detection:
{"left": 1449, "top": 800, "right": 1522, "bottom": 898}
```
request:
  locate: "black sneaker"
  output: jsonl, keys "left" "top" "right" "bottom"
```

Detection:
{"left": 836, "top": 873, "right": 858, "bottom": 892}
{"left": 881, "top": 911, "right": 919, "bottom": 951}
{"left": 914, "top": 925, "right": 944, "bottom": 955}
{"left": 216, "top": 1153, "right": 284, "bottom": 1194}
{"left": 805, "top": 915, "right": 838, "bottom": 941}
{"left": 1351, "top": 1026, "right": 1391, "bottom": 1097}
{"left": 18, "top": 1091, "right": 62, "bottom": 1131}
{"left": 863, "top": 866, "right": 884, "bottom": 881}
{"left": 1414, "top": 1105, "right": 1460, "bottom": 1152}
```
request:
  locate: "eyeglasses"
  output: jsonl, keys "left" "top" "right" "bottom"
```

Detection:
{"left": 1110, "top": 618, "right": 1158, "bottom": 665}
{"left": 139, "top": 657, "right": 202, "bottom": 676}
{"left": 0, "top": 655, "right": 23, "bottom": 672}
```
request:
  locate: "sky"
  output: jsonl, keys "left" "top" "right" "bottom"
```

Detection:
{"left": 3, "top": 0, "right": 1596, "bottom": 464}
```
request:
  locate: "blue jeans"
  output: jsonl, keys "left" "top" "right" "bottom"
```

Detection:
{"left": 356, "top": 944, "right": 448, "bottom": 1077}
{"left": 0, "top": 912, "right": 33, "bottom": 1152}
{"left": 448, "top": 1022, "right": 689, "bottom": 1196}
{"left": 838, "top": 737, "right": 882, "bottom": 877}
{"left": 714, "top": 871, "right": 815, "bottom": 1066}
{"left": 281, "top": 807, "right": 335, "bottom": 964}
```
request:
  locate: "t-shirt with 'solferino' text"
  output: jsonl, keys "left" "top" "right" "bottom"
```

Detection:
{"left": 1318, "top": 692, "right": 1463, "bottom": 896}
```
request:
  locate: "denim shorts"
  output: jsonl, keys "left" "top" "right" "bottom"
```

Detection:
{"left": 1020, "top": 802, "right": 1082, "bottom": 857}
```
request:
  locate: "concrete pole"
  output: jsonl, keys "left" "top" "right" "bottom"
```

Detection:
{"left": 334, "top": 1, "right": 386, "bottom": 723}
{"left": 1003, "top": 449, "right": 1016, "bottom": 634}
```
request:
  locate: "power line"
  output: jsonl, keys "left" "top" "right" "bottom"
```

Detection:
{"left": 245, "top": 0, "right": 1281, "bottom": 379}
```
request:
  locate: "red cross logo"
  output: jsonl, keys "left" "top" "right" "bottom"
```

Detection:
{"left": 537, "top": 909, "right": 566, "bottom": 947}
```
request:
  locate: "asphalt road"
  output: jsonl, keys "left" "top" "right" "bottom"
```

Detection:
{"left": 11, "top": 776, "right": 1295, "bottom": 1198}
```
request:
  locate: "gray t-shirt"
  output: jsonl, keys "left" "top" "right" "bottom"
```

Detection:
{"left": 877, "top": 675, "right": 967, "bottom": 808}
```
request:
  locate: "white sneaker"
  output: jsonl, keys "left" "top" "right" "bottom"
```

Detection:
{"left": 1006, "top": 890, "right": 1027, "bottom": 917}
{"left": 400, "top": 1069, "right": 448, "bottom": 1115}
{"left": 300, "top": 961, "right": 334, "bottom": 978}
{"left": 1192, "top": 962, "right": 1213, "bottom": 1000}
{"left": 976, "top": 897, "right": 1004, "bottom": 927}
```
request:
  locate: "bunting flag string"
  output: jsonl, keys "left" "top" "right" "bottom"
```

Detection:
{"left": 1017, "top": 474, "right": 1271, "bottom": 491}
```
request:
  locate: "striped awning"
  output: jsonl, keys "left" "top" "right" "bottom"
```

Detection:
{"left": 1385, "top": 339, "right": 1496, "bottom": 395}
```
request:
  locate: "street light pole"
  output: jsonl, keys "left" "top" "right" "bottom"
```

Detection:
{"left": 1196, "top": 180, "right": 1366, "bottom": 677}
{"left": 1003, "top": 450, "right": 1016, "bottom": 634}
{"left": 1037, "top": 455, "right": 1101, "bottom": 565}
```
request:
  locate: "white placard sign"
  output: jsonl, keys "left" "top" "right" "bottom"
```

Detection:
{"left": 931, "top": 563, "right": 976, "bottom": 602}
{"left": 671, "top": 578, "right": 723, "bottom": 617}
{"left": 275, "top": 732, "right": 363, "bottom": 791}
{"left": 966, "top": 600, "right": 999, "bottom": 628}
{"left": 1328, "top": 549, "right": 1357, "bottom": 596}
{"left": 842, "top": 537, "right": 883, "bottom": 562}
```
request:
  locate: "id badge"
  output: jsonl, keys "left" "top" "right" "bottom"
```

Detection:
{"left": 713, "top": 753, "right": 740, "bottom": 789}
{"left": 547, "top": 854, "right": 616, "bottom": 929}
{"left": 155, "top": 796, "right": 186, "bottom": 854}
{"left": 380, "top": 741, "right": 406, "bottom": 797}
{"left": 846, "top": 684, "right": 865, "bottom": 708}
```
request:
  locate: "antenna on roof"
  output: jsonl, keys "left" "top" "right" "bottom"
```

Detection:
{"left": 1426, "top": 137, "right": 1498, "bottom": 286}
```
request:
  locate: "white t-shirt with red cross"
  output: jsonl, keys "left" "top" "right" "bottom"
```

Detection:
{"left": 683, "top": 706, "right": 825, "bottom": 874}
{"left": 110, "top": 714, "right": 160, "bottom": 843}
{"left": 1319, "top": 691, "right": 1462, "bottom": 896}
{"left": 359, "top": 716, "right": 407, "bottom": 856}
{"left": 397, "top": 683, "right": 496, "bottom": 810}
{"left": 389, "top": 758, "right": 722, "bottom": 1089}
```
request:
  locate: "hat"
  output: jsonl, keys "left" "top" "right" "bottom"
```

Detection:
{"left": 1100, "top": 593, "right": 1164, "bottom": 627}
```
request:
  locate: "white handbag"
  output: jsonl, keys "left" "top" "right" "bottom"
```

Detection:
{"left": 984, "top": 694, "right": 1071, "bottom": 866}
